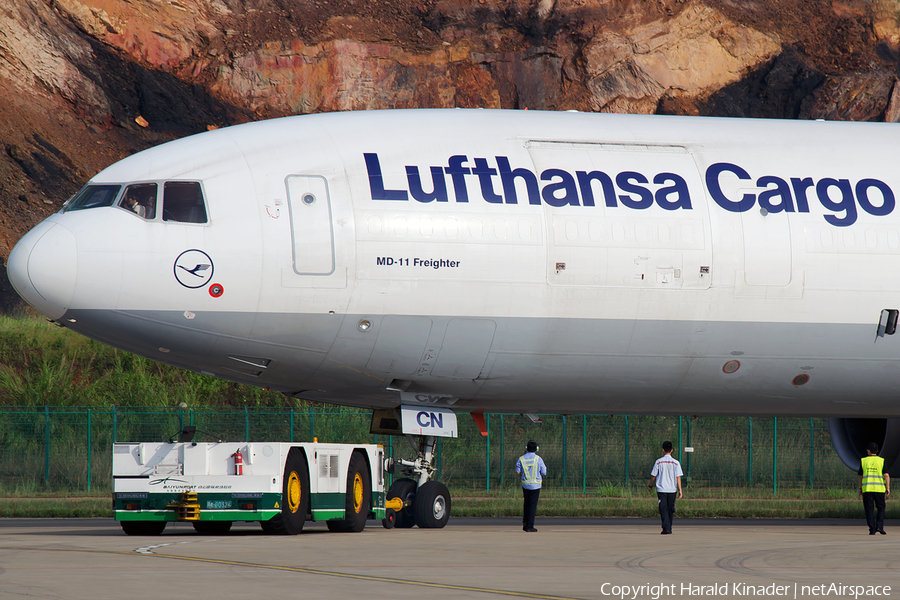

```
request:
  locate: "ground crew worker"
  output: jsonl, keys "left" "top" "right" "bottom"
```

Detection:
{"left": 516, "top": 440, "right": 546, "bottom": 532}
{"left": 649, "top": 441, "right": 683, "bottom": 535}
{"left": 859, "top": 442, "right": 890, "bottom": 535}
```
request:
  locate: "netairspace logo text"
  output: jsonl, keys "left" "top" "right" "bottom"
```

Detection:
{"left": 599, "top": 583, "right": 891, "bottom": 600}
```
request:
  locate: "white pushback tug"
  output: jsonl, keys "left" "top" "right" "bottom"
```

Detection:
{"left": 112, "top": 406, "right": 457, "bottom": 535}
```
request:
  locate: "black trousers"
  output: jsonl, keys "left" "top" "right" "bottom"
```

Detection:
{"left": 657, "top": 492, "right": 677, "bottom": 533}
{"left": 862, "top": 492, "right": 886, "bottom": 533}
{"left": 522, "top": 488, "right": 540, "bottom": 530}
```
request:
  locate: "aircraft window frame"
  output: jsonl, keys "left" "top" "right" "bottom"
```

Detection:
{"left": 118, "top": 182, "right": 158, "bottom": 220}
{"left": 64, "top": 184, "right": 122, "bottom": 212}
{"left": 162, "top": 181, "right": 208, "bottom": 224}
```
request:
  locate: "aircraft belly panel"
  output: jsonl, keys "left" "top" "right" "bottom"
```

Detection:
{"left": 431, "top": 318, "right": 496, "bottom": 379}
{"left": 366, "top": 316, "right": 433, "bottom": 374}
{"left": 58, "top": 303, "right": 900, "bottom": 416}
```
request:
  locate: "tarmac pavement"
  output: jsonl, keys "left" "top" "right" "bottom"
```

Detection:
{"left": 0, "top": 517, "right": 897, "bottom": 599}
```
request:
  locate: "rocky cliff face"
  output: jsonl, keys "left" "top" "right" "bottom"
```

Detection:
{"left": 2, "top": 0, "right": 900, "bottom": 309}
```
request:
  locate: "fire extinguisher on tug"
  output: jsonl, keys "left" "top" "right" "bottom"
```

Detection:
{"left": 233, "top": 449, "right": 243, "bottom": 475}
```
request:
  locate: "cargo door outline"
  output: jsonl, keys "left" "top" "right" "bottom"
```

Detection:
{"left": 285, "top": 175, "right": 335, "bottom": 275}
{"left": 527, "top": 141, "right": 712, "bottom": 290}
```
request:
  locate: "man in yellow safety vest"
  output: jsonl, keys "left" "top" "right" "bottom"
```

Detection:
{"left": 859, "top": 442, "right": 891, "bottom": 535}
{"left": 516, "top": 440, "right": 547, "bottom": 532}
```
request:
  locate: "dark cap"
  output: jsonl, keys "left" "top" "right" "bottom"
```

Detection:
{"left": 867, "top": 442, "right": 880, "bottom": 454}
{"left": 662, "top": 441, "right": 673, "bottom": 452}
{"left": 526, "top": 440, "right": 538, "bottom": 452}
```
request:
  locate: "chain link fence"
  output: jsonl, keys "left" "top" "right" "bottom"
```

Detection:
{"left": 0, "top": 407, "right": 854, "bottom": 493}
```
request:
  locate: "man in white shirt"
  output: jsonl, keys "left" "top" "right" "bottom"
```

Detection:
{"left": 648, "top": 441, "right": 683, "bottom": 535}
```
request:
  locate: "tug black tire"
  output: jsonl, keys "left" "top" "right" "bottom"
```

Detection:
{"left": 261, "top": 448, "right": 308, "bottom": 535}
{"left": 382, "top": 507, "right": 396, "bottom": 529}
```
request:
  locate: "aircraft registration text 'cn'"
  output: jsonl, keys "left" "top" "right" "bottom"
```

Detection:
{"left": 9, "top": 108, "right": 900, "bottom": 497}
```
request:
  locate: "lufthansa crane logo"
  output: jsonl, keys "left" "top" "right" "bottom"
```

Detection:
{"left": 174, "top": 249, "right": 214, "bottom": 289}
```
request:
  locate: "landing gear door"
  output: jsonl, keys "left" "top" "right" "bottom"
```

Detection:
{"left": 285, "top": 175, "right": 335, "bottom": 275}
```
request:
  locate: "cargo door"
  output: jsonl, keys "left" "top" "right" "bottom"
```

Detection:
{"left": 527, "top": 141, "right": 712, "bottom": 290}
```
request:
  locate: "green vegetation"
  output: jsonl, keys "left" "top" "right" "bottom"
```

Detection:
{"left": 454, "top": 488, "right": 900, "bottom": 519}
{"left": 0, "top": 315, "right": 293, "bottom": 408}
{"left": 0, "top": 496, "right": 110, "bottom": 518}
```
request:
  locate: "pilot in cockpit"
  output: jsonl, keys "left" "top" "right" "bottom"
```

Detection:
{"left": 124, "top": 194, "right": 146, "bottom": 217}
{"left": 121, "top": 183, "right": 157, "bottom": 219}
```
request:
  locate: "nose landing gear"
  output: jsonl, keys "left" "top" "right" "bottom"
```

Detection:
{"left": 372, "top": 407, "right": 458, "bottom": 529}
{"left": 384, "top": 435, "right": 452, "bottom": 529}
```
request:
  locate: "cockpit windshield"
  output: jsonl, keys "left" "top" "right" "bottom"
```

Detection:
{"left": 65, "top": 185, "right": 121, "bottom": 212}
{"left": 62, "top": 181, "right": 208, "bottom": 224}
{"left": 163, "top": 182, "right": 207, "bottom": 224}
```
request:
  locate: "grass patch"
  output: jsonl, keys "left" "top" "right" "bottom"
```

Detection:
{"left": 451, "top": 488, "right": 898, "bottom": 519}
{"left": 0, "top": 315, "right": 294, "bottom": 408}
{"left": 1, "top": 489, "right": 894, "bottom": 520}
{"left": 0, "top": 497, "right": 110, "bottom": 518}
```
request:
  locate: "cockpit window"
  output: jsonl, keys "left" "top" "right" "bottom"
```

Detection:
{"left": 65, "top": 185, "right": 121, "bottom": 212}
{"left": 163, "top": 182, "right": 207, "bottom": 224}
{"left": 119, "top": 183, "right": 157, "bottom": 219}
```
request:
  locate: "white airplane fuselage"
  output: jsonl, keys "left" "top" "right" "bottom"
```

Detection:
{"left": 8, "top": 109, "right": 900, "bottom": 419}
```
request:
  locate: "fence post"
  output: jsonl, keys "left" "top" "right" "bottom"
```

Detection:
{"left": 485, "top": 414, "right": 491, "bottom": 492}
{"left": 624, "top": 415, "right": 630, "bottom": 487}
{"left": 677, "top": 416, "right": 683, "bottom": 462}
{"left": 44, "top": 406, "right": 50, "bottom": 487}
{"left": 437, "top": 437, "right": 442, "bottom": 481}
{"left": 112, "top": 406, "right": 118, "bottom": 443}
{"left": 499, "top": 414, "right": 504, "bottom": 487}
{"left": 562, "top": 415, "right": 568, "bottom": 488}
{"left": 388, "top": 435, "right": 393, "bottom": 487}
{"left": 748, "top": 417, "right": 753, "bottom": 486}
{"left": 244, "top": 406, "right": 250, "bottom": 441}
{"left": 686, "top": 418, "right": 692, "bottom": 485}
{"left": 308, "top": 407, "right": 314, "bottom": 441}
{"left": 809, "top": 418, "right": 815, "bottom": 490}
{"left": 773, "top": 416, "right": 778, "bottom": 495}
{"left": 190, "top": 408, "right": 194, "bottom": 427}
{"left": 290, "top": 408, "right": 294, "bottom": 442}
{"left": 582, "top": 415, "right": 587, "bottom": 494}
{"left": 87, "top": 409, "right": 92, "bottom": 493}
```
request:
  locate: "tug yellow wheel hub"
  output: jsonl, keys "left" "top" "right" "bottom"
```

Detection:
{"left": 352, "top": 472, "right": 364, "bottom": 514}
{"left": 287, "top": 471, "right": 302, "bottom": 513}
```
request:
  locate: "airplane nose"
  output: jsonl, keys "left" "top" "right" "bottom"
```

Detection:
{"left": 7, "top": 222, "right": 77, "bottom": 320}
